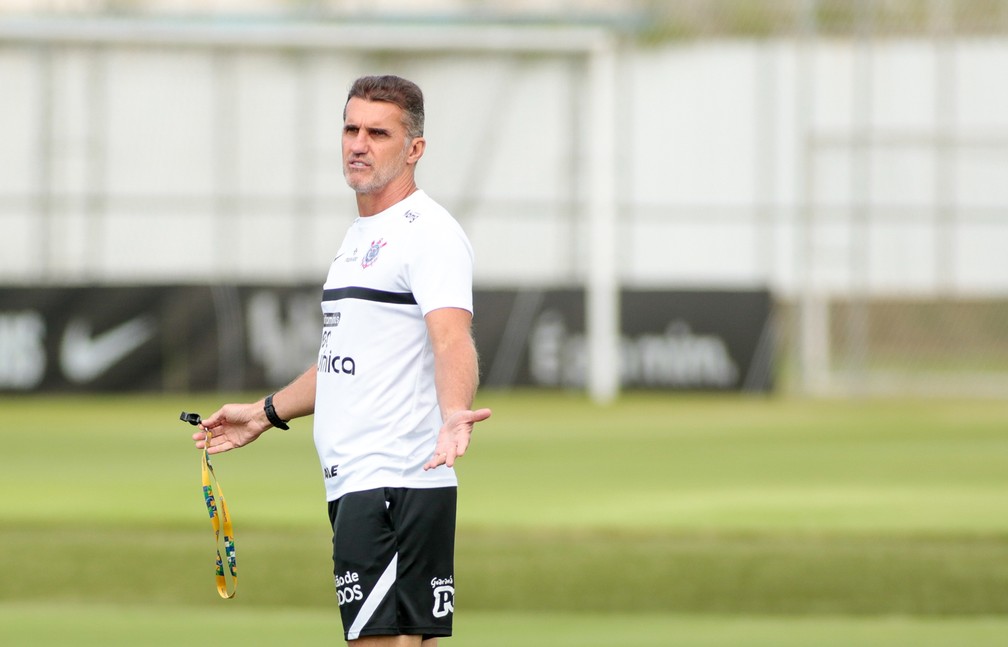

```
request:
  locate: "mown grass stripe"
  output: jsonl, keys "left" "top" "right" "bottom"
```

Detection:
{"left": 5, "top": 603, "right": 1008, "bottom": 647}
{"left": 3, "top": 524, "right": 1007, "bottom": 615}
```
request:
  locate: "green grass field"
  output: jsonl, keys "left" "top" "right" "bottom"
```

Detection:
{"left": 2, "top": 391, "right": 1007, "bottom": 645}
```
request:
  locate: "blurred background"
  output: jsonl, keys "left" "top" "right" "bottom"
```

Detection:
{"left": 2, "top": 0, "right": 1006, "bottom": 401}
{"left": 2, "top": 2, "right": 1008, "bottom": 646}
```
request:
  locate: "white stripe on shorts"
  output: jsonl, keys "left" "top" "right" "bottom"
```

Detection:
{"left": 346, "top": 553, "right": 398, "bottom": 640}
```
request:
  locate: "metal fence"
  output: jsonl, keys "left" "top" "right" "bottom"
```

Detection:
{"left": 789, "top": 0, "right": 1008, "bottom": 396}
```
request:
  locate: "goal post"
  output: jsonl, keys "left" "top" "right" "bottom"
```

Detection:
{"left": 0, "top": 17, "right": 622, "bottom": 402}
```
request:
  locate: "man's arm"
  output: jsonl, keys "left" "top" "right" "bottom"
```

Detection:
{"left": 193, "top": 365, "right": 317, "bottom": 454}
{"left": 423, "top": 307, "right": 492, "bottom": 470}
{"left": 268, "top": 365, "right": 317, "bottom": 421}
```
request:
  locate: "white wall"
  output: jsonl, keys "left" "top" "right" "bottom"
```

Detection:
{"left": 1, "top": 33, "right": 1006, "bottom": 295}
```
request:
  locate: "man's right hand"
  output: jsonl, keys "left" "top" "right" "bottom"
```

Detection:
{"left": 192, "top": 401, "right": 271, "bottom": 454}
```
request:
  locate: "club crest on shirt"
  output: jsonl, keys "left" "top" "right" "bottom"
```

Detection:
{"left": 361, "top": 239, "right": 387, "bottom": 269}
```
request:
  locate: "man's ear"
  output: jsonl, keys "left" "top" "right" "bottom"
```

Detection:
{"left": 407, "top": 137, "right": 426, "bottom": 165}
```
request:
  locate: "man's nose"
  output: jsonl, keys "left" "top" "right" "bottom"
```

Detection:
{"left": 348, "top": 131, "right": 368, "bottom": 153}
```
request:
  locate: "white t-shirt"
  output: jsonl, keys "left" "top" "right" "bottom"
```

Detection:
{"left": 313, "top": 190, "right": 474, "bottom": 501}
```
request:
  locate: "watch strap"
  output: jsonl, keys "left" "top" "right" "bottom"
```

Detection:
{"left": 264, "top": 393, "right": 290, "bottom": 430}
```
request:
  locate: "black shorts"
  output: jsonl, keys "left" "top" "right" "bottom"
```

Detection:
{"left": 327, "top": 486, "right": 457, "bottom": 641}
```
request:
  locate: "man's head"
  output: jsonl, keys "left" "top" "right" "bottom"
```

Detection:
{"left": 342, "top": 75, "right": 426, "bottom": 200}
{"left": 345, "top": 75, "right": 425, "bottom": 139}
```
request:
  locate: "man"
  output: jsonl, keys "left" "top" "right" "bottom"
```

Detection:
{"left": 192, "top": 75, "right": 491, "bottom": 646}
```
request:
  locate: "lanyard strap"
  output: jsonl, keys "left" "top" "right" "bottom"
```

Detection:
{"left": 202, "top": 430, "right": 237, "bottom": 599}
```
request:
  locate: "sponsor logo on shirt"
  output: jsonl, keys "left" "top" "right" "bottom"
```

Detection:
{"left": 317, "top": 351, "right": 356, "bottom": 375}
{"left": 318, "top": 324, "right": 355, "bottom": 375}
{"left": 404, "top": 210, "right": 420, "bottom": 223}
{"left": 323, "top": 464, "right": 338, "bottom": 479}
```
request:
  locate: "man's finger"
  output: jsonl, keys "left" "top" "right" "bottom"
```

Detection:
{"left": 424, "top": 449, "right": 447, "bottom": 471}
{"left": 200, "top": 406, "right": 229, "bottom": 430}
{"left": 454, "top": 435, "right": 470, "bottom": 458}
{"left": 192, "top": 430, "right": 211, "bottom": 449}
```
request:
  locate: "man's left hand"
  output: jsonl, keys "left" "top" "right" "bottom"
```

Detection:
{"left": 424, "top": 408, "right": 492, "bottom": 470}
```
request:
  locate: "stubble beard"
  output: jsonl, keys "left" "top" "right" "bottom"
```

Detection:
{"left": 344, "top": 162, "right": 396, "bottom": 195}
{"left": 343, "top": 140, "right": 411, "bottom": 195}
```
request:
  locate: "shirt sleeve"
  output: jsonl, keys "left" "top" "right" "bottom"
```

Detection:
{"left": 407, "top": 216, "right": 475, "bottom": 316}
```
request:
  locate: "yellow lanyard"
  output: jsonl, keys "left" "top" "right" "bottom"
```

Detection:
{"left": 182, "top": 412, "right": 237, "bottom": 599}
{"left": 202, "top": 430, "right": 238, "bottom": 598}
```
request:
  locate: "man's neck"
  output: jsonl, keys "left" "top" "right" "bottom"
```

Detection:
{"left": 356, "top": 175, "right": 418, "bottom": 217}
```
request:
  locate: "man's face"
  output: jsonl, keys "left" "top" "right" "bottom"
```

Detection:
{"left": 342, "top": 97, "right": 416, "bottom": 195}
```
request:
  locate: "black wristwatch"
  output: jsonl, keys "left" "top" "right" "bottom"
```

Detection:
{"left": 264, "top": 393, "right": 290, "bottom": 430}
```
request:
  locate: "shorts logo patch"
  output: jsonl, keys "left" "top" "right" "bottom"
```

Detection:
{"left": 335, "top": 570, "right": 363, "bottom": 607}
{"left": 431, "top": 576, "right": 454, "bottom": 618}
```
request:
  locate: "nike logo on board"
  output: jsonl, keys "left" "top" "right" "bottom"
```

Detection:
{"left": 60, "top": 316, "right": 157, "bottom": 383}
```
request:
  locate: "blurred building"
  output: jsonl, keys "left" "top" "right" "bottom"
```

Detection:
{"left": 1, "top": 0, "right": 636, "bottom": 17}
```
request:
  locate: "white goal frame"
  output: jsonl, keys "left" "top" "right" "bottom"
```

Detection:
{"left": 0, "top": 17, "right": 622, "bottom": 402}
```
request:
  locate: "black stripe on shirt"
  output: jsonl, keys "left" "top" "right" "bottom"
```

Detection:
{"left": 322, "top": 286, "right": 418, "bottom": 305}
